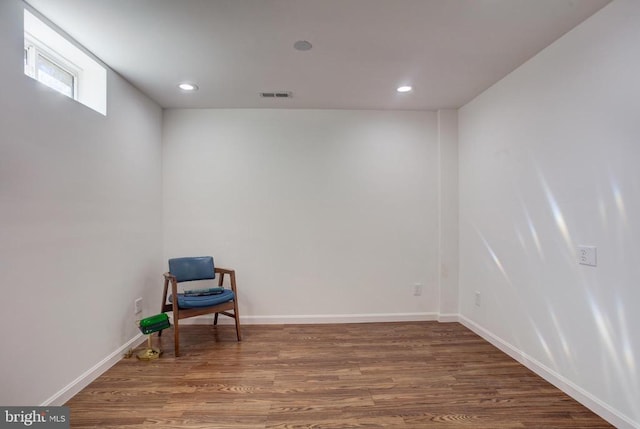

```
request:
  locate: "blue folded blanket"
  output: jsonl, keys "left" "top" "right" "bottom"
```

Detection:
{"left": 183, "top": 287, "right": 225, "bottom": 297}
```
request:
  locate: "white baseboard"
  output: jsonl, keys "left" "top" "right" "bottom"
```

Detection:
{"left": 459, "top": 315, "right": 638, "bottom": 429}
{"left": 41, "top": 333, "right": 146, "bottom": 407}
{"left": 437, "top": 313, "right": 459, "bottom": 323}
{"left": 175, "top": 312, "right": 439, "bottom": 325}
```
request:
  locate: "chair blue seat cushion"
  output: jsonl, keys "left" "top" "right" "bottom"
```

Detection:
{"left": 169, "top": 290, "right": 235, "bottom": 309}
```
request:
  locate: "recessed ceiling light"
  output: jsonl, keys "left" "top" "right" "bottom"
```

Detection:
{"left": 178, "top": 82, "right": 198, "bottom": 91}
{"left": 397, "top": 85, "right": 412, "bottom": 93}
{"left": 294, "top": 40, "right": 312, "bottom": 51}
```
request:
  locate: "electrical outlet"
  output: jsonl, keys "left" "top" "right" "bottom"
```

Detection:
{"left": 475, "top": 291, "right": 481, "bottom": 307}
{"left": 134, "top": 298, "right": 143, "bottom": 314}
{"left": 578, "top": 246, "right": 597, "bottom": 266}
{"left": 413, "top": 283, "right": 423, "bottom": 296}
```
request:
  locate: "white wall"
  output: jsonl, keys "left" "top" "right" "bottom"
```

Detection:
{"left": 0, "top": 0, "right": 163, "bottom": 405}
{"left": 459, "top": 0, "right": 640, "bottom": 426}
{"left": 163, "top": 109, "right": 445, "bottom": 322}
{"left": 437, "top": 110, "right": 459, "bottom": 319}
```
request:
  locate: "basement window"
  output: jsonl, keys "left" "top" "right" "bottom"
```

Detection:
{"left": 24, "top": 9, "right": 107, "bottom": 115}
{"left": 24, "top": 36, "right": 78, "bottom": 99}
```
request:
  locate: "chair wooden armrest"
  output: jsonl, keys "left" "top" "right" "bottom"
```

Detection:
{"left": 214, "top": 267, "right": 237, "bottom": 292}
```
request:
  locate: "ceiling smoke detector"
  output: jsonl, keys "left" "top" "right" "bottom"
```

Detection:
{"left": 260, "top": 91, "right": 293, "bottom": 98}
{"left": 293, "top": 40, "right": 312, "bottom": 51}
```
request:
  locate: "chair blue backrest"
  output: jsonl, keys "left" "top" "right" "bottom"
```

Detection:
{"left": 168, "top": 256, "right": 215, "bottom": 282}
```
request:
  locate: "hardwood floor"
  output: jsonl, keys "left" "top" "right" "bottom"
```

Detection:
{"left": 66, "top": 322, "right": 613, "bottom": 428}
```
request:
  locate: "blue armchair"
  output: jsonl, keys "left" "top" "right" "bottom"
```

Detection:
{"left": 160, "top": 256, "right": 241, "bottom": 356}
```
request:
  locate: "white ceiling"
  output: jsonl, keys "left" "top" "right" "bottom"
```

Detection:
{"left": 25, "top": 0, "right": 610, "bottom": 110}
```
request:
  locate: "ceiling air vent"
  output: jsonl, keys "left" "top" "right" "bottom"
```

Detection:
{"left": 260, "top": 91, "right": 293, "bottom": 98}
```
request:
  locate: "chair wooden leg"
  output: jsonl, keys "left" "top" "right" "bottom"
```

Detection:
{"left": 174, "top": 317, "right": 180, "bottom": 357}
{"left": 213, "top": 313, "right": 218, "bottom": 325}
{"left": 235, "top": 314, "right": 242, "bottom": 341}
{"left": 233, "top": 300, "right": 242, "bottom": 341}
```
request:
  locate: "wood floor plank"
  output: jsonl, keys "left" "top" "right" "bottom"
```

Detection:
{"left": 65, "top": 322, "right": 613, "bottom": 428}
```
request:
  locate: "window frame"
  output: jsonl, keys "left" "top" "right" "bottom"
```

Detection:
{"left": 24, "top": 31, "right": 80, "bottom": 100}
{"left": 23, "top": 8, "right": 107, "bottom": 116}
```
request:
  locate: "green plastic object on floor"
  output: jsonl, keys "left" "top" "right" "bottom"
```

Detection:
{"left": 138, "top": 313, "right": 170, "bottom": 335}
